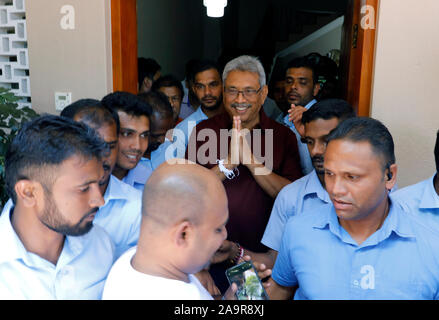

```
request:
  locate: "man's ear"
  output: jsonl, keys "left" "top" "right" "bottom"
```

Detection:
{"left": 313, "top": 82, "right": 321, "bottom": 97}
{"left": 14, "top": 180, "right": 42, "bottom": 208}
{"left": 144, "top": 78, "right": 153, "bottom": 91}
{"left": 385, "top": 164, "right": 398, "bottom": 191}
{"left": 260, "top": 85, "right": 269, "bottom": 105}
{"left": 174, "top": 220, "right": 193, "bottom": 247}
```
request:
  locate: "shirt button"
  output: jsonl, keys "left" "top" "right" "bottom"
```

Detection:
{"left": 353, "top": 280, "right": 359, "bottom": 286}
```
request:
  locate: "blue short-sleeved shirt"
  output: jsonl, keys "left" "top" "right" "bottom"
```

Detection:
{"left": 391, "top": 175, "right": 439, "bottom": 227}
{"left": 281, "top": 99, "right": 316, "bottom": 175}
{"left": 95, "top": 175, "right": 142, "bottom": 259}
{"left": 122, "top": 157, "right": 153, "bottom": 192}
{"left": 272, "top": 198, "right": 439, "bottom": 300}
{"left": 150, "top": 106, "right": 208, "bottom": 169}
{"left": 261, "top": 170, "right": 331, "bottom": 251}
{"left": 0, "top": 200, "right": 115, "bottom": 299}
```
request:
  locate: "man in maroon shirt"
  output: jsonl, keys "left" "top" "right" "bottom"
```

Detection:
{"left": 186, "top": 55, "right": 302, "bottom": 293}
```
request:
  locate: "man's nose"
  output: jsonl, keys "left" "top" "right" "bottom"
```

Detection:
{"left": 90, "top": 184, "right": 105, "bottom": 207}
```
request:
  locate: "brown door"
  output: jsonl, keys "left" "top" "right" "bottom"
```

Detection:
{"left": 111, "top": 0, "right": 138, "bottom": 94}
{"left": 340, "top": 0, "right": 379, "bottom": 117}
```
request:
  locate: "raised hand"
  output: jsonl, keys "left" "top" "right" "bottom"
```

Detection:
{"left": 288, "top": 104, "right": 307, "bottom": 137}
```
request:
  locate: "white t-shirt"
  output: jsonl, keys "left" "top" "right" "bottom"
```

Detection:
{"left": 102, "top": 247, "right": 213, "bottom": 300}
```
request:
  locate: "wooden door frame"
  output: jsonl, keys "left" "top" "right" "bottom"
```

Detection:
{"left": 111, "top": 0, "right": 138, "bottom": 94}
{"left": 110, "top": 0, "right": 379, "bottom": 114}
{"left": 340, "top": 0, "right": 379, "bottom": 117}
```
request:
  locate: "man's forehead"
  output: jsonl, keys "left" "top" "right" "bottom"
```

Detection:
{"left": 305, "top": 118, "right": 340, "bottom": 136}
{"left": 225, "top": 69, "right": 260, "bottom": 86}
{"left": 118, "top": 111, "right": 149, "bottom": 127}
{"left": 195, "top": 68, "right": 221, "bottom": 83}
{"left": 325, "top": 138, "right": 383, "bottom": 166}
{"left": 286, "top": 67, "right": 313, "bottom": 78}
{"left": 159, "top": 86, "right": 181, "bottom": 94}
{"left": 52, "top": 155, "right": 102, "bottom": 184}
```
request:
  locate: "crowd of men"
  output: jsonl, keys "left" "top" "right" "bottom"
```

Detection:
{"left": 1, "top": 52, "right": 439, "bottom": 300}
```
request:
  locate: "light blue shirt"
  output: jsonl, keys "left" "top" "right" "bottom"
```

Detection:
{"left": 281, "top": 99, "right": 317, "bottom": 175}
{"left": 95, "top": 175, "right": 142, "bottom": 259}
{"left": 392, "top": 174, "right": 439, "bottom": 227}
{"left": 150, "top": 106, "right": 208, "bottom": 169}
{"left": 261, "top": 170, "right": 331, "bottom": 251}
{"left": 122, "top": 157, "right": 153, "bottom": 192}
{"left": 0, "top": 200, "right": 115, "bottom": 300}
{"left": 262, "top": 97, "right": 283, "bottom": 122}
{"left": 272, "top": 197, "right": 439, "bottom": 300}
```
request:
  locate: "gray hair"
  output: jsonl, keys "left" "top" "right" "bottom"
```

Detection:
{"left": 222, "top": 55, "right": 266, "bottom": 87}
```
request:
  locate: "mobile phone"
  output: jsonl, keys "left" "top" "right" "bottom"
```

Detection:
{"left": 225, "top": 261, "right": 269, "bottom": 300}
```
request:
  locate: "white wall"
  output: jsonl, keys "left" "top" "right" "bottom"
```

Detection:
{"left": 371, "top": 0, "right": 439, "bottom": 187}
{"left": 26, "top": 0, "right": 112, "bottom": 115}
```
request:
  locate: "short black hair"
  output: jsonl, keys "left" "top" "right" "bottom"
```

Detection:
{"left": 101, "top": 91, "right": 152, "bottom": 119}
{"left": 326, "top": 117, "right": 395, "bottom": 171}
{"left": 5, "top": 115, "right": 108, "bottom": 204}
{"left": 138, "top": 91, "right": 173, "bottom": 120}
{"left": 138, "top": 57, "right": 161, "bottom": 87}
{"left": 61, "top": 99, "right": 120, "bottom": 135}
{"left": 286, "top": 56, "right": 319, "bottom": 84}
{"left": 60, "top": 99, "right": 100, "bottom": 119}
{"left": 302, "top": 99, "right": 356, "bottom": 125}
{"left": 435, "top": 130, "right": 439, "bottom": 173}
{"left": 185, "top": 59, "right": 201, "bottom": 82}
{"left": 151, "top": 74, "right": 184, "bottom": 99}
{"left": 190, "top": 59, "right": 222, "bottom": 83}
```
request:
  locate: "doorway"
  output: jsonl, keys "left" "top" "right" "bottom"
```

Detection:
{"left": 111, "top": 0, "right": 379, "bottom": 116}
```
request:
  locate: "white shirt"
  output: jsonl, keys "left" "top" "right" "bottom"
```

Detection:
{"left": 103, "top": 247, "right": 213, "bottom": 300}
{"left": 0, "top": 200, "right": 115, "bottom": 300}
{"left": 95, "top": 175, "right": 142, "bottom": 260}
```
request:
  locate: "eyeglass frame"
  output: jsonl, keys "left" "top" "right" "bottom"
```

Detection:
{"left": 224, "top": 86, "right": 262, "bottom": 99}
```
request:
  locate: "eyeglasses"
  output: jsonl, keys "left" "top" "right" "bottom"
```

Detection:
{"left": 224, "top": 87, "right": 262, "bottom": 99}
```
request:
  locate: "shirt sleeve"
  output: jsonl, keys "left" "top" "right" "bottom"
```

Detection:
{"left": 261, "top": 186, "right": 296, "bottom": 251}
{"left": 271, "top": 219, "right": 298, "bottom": 288}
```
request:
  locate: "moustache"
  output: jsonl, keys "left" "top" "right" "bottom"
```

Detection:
{"left": 202, "top": 95, "right": 218, "bottom": 101}
{"left": 311, "top": 155, "right": 324, "bottom": 163}
{"left": 80, "top": 207, "right": 99, "bottom": 222}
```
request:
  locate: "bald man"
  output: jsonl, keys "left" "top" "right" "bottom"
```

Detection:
{"left": 102, "top": 161, "right": 236, "bottom": 300}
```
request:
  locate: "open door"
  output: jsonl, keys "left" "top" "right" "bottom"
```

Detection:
{"left": 110, "top": 0, "right": 379, "bottom": 113}
{"left": 111, "top": 0, "right": 138, "bottom": 94}
{"left": 340, "top": 0, "right": 379, "bottom": 116}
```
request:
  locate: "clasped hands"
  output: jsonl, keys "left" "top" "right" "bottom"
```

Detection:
{"left": 222, "top": 116, "right": 262, "bottom": 171}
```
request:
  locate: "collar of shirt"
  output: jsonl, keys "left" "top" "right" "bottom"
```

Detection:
{"left": 174, "top": 106, "right": 208, "bottom": 133}
{"left": 283, "top": 99, "right": 317, "bottom": 128}
{"left": 104, "top": 174, "right": 138, "bottom": 203}
{"left": 192, "top": 106, "right": 208, "bottom": 120}
{"left": 123, "top": 158, "right": 152, "bottom": 188}
{"left": 312, "top": 198, "right": 416, "bottom": 248}
{"left": 0, "top": 200, "right": 85, "bottom": 266}
{"left": 419, "top": 174, "right": 439, "bottom": 209}
{"left": 303, "top": 170, "right": 331, "bottom": 203}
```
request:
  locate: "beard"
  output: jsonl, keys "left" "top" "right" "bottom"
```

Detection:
{"left": 40, "top": 191, "right": 97, "bottom": 236}
{"left": 200, "top": 94, "right": 222, "bottom": 111}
